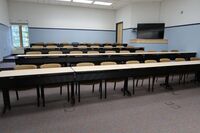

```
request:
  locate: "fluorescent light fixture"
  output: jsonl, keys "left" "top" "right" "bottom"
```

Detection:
{"left": 57, "top": 0, "right": 71, "bottom": 2}
{"left": 73, "top": 0, "right": 93, "bottom": 4}
{"left": 94, "top": 1, "right": 112, "bottom": 6}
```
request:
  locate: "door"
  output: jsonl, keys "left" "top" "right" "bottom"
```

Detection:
{"left": 116, "top": 22, "right": 123, "bottom": 44}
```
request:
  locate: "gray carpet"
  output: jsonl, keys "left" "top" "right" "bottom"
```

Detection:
{"left": 1, "top": 76, "right": 200, "bottom": 133}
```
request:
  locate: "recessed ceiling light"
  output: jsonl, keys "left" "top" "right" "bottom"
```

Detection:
{"left": 94, "top": 1, "right": 112, "bottom": 6}
{"left": 73, "top": 0, "right": 93, "bottom": 4}
{"left": 57, "top": 0, "right": 71, "bottom": 2}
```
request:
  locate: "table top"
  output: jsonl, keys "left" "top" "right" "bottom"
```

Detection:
{"left": 0, "top": 67, "right": 74, "bottom": 78}
{"left": 72, "top": 61, "right": 200, "bottom": 72}
{"left": 16, "top": 51, "right": 197, "bottom": 58}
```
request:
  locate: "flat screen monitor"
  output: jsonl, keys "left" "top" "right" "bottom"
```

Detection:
{"left": 137, "top": 23, "right": 165, "bottom": 39}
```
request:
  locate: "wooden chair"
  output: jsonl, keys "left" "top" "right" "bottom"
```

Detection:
{"left": 26, "top": 51, "right": 42, "bottom": 58}
{"left": 147, "top": 50, "right": 157, "bottom": 52}
{"left": 69, "top": 51, "right": 83, "bottom": 54}
{"left": 160, "top": 58, "right": 171, "bottom": 62}
{"left": 90, "top": 45, "right": 100, "bottom": 48}
{"left": 15, "top": 65, "right": 40, "bottom": 106}
{"left": 100, "top": 61, "right": 124, "bottom": 98}
{"left": 46, "top": 45, "right": 57, "bottom": 48}
{"left": 26, "top": 51, "right": 42, "bottom": 55}
{"left": 76, "top": 62, "right": 102, "bottom": 102}
{"left": 32, "top": 46, "right": 43, "bottom": 48}
{"left": 171, "top": 50, "right": 179, "bottom": 52}
{"left": 116, "top": 45, "right": 124, "bottom": 48}
{"left": 126, "top": 60, "right": 140, "bottom": 94}
{"left": 40, "top": 63, "right": 69, "bottom": 106}
{"left": 78, "top": 45, "right": 87, "bottom": 48}
{"left": 87, "top": 51, "right": 99, "bottom": 54}
{"left": 120, "top": 50, "right": 130, "bottom": 53}
{"left": 105, "top": 51, "right": 116, "bottom": 53}
{"left": 104, "top": 45, "right": 113, "bottom": 48}
{"left": 48, "top": 51, "right": 63, "bottom": 54}
{"left": 190, "top": 57, "right": 200, "bottom": 61}
{"left": 135, "top": 50, "right": 144, "bottom": 53}
{"left": 63, "top": 45, "right": 74, "bottom": 49}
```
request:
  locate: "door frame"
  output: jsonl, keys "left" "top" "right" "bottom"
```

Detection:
{"left": 116, "top": 22, "right": 123, "bottom": 43}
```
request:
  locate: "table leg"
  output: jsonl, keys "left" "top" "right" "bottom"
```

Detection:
{"left": 124, "top": 78, "right": 131, "bottom": 96}
{"left": 71, "top": 82, "right": 75, "bottom": 105}
{"left": 2, "top": 89, "right": 11, "bottom": 114}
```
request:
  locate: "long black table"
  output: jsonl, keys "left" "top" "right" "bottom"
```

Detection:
{"left": 30, "top": 43, "right": 128, "bottom": 47}
{"left": 0, "top": 68, "right": 74, "bottom": 113}
{"left": 72, "top": 61, "right": 200, "bottom": 103}
{"left": 1, "top": 61, "right": 200, "bottom": 113}
{"left": 24, "top": 47, "right": 144, "bottom": 54}
{"left": 15, "top": 52, "right": 197, "bottom": 66}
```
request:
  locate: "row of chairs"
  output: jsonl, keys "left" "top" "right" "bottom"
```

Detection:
{"left": 25, "top": 50, "right": 179, "bottom": 55}
{"left": 31, "top": 45, "right": 128, "bottom": 49}
{"left": 14, "top": 57, "right": 200, "bottom": 107}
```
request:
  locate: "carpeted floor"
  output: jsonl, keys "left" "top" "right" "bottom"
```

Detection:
{"left": 1, "top": 76, "right": 200, "bottom": 133}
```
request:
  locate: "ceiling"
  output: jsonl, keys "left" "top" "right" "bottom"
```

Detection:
{"left": 9, "top": 0, "right": 163, "bottom": 10}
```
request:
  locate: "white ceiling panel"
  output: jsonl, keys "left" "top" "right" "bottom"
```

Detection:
{"left": 9, "top": 0, "right": 163, "bottom": 9}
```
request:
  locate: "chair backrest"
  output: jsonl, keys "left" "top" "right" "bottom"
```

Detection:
{"left": 161, "top": 50, "right": 168, "bottom": 52}
{"left": 87, "top": 51, "right": 99, "bottom": 54}
{"left": 76, "top": 62, "right": 95, "bottom": 67}
{"left": 40, "top": 63, "right": 61, "bottom": 68}
{"left": 48, "top": 51, "right": 63, "bottom": 54}
{"left": 105, "top": 51, "right": 116, "bottom": 53}
{"left": 160, "top": 58, "right": 171, "bottom": 62}
{"left": 46, "top": 45, "right": 57, "bottom": 48}
{"left": 127, "top": 46, "right": 134, "bottom": 48}
{"left": 15, "top": 65, "right": 37, "bottom": 70}
{"left": 190, "top": 57, "right": 200, "bottom": 61}
{"left": 120, "top": 50, "right": 130, "bottom": 53}
{"left": 101, "top": 61, "right": 117, "bottom": 65}
{"left": 171, "top": 50, "right": 179, "bottom": 52}
{"left": 145, "top": 60, "right": 157, "bottom": 63}
{"left": 147, "top": 50, "right": 157, "bottom": 52}
{"left": 63, "top": 45, "right": 74, "bottom": 48}
{"left": 32, "top": 46, "right": 43, "bottom": 48}
{"left": 116, "top": 45, "right": 124, "bottom": 48}
{"left": 70, "top": 51, "right": 83, "bottom": 54}
{"left": 104, "top": 45, "right": 113, "bottom": 48}
{"left": 135, "top": 50, "right": 144, "bottom": 53}
{"left": 90, "top": 45, "right": 100, "bottom": 48}
{"left": 78, "top": 45, "right": 87, "bottom": 48}
{"left": 175, "top": 58, "right": 186, "bottom": 62}
{"left": 126, "top": 60, "right": 140, "bottom": 64}
{"left": 26, "top": 51, "right": 42, "bottom": 55}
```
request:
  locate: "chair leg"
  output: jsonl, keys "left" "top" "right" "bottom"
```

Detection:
{"left": 60, "top": 86, "right": 63, "bottom": 95}
{"left": 75, "top": 82, "right": 78, "bottom": 95}
{"left": 78, "top": 83, "right": 80, "bottom": 102}
{"left": 148, "top": 77, "right": 151, "bottom": 92}
{"left": 99, "top": 82, "right": 102, "bottom": 99}
{"left": 141, "top": 79, "right": 144, "bottom": 86}
{"left": 41, "top": 86, "right": 45, "bottom": 107}
{"left": 133, "top": 79, "right": 135, "bottom": 95}
{"left": 152, "top": 76, "right": 156, "bottom": 92}
{"left": 15, "top": 89, "right": 19, "bottom": 101}
{"left": 114, "top": 82, "right": 116, "bottom": 91}
{"left": 105, "top": 81, "right": 107, "bottom": 99}
{"left": 67, "top": 84, "right": 70, "bottom": 102}
{"left": 179, "top": 75, "right": 182, "bottom": 85}
{"left": 36, "top": 87, "right": 40, "bottom": 107}
{"left": 136, "top": 79, "right": 139, "bottom": 87}
{"left": 92, "top": 84, "right": 95, "bottom": 93}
